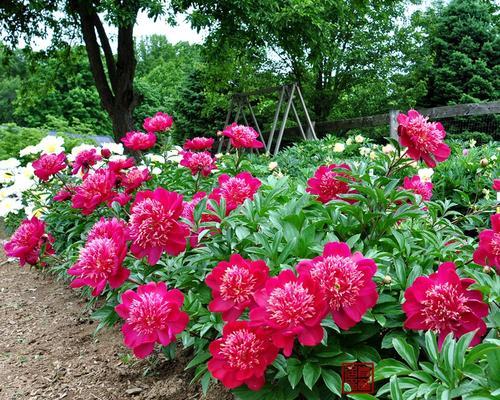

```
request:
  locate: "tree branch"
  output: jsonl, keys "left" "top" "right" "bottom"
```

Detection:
{"left": 93, "top": 13, "right": 117, "bottom": 93}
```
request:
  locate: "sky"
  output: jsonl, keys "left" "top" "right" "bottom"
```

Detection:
{"left": 26, "top": 12, "right": 205, "bottom": 51}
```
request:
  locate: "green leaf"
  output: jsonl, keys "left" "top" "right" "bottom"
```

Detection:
{"left": 321, "top": 368, "right": 341, "bottom": 396}
{"left": 389, "top": 376, "right": 404, "bottom": 400}
{"left": 287, "top": 358, "right": 303, "bottom": 389}
{"left": 185, "top": 351, "right": 211, "bottom": 370}
{"left": 425, "top": 330, "right": 439, "bottom": 363}
{"left": 303, "top": 362, "right": 321, "bottom": 390}
{"left": 392, "top": 337, "right": 418, "bottom": 370}
{"left": 374, "top": 359, "right": 412, "bottom": 381}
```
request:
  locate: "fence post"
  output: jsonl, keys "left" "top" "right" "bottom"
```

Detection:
{"left": 389, "top": 109, "right": 399, "bottom": 139}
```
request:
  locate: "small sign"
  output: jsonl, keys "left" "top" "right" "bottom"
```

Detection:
{"left": 341, "top": 362, "right": 375, "bottom": 394}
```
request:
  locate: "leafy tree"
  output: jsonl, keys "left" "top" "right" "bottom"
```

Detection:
{"left": 0, "top": 0, "right": 168, "bottom": 140}
{"left": 421, "top": 0, "right": 499, "bottom": 106}
{"left": 173, "top": 0, "right": 425, "bottom": 121}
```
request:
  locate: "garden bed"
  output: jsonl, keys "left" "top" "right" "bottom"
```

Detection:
{"left": 0, "top": 249, "right": 232, "bottom": 400}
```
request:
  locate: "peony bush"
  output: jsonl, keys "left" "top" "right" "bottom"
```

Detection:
{"left": 1, "top": 110, "right": 499, "bottom": 399}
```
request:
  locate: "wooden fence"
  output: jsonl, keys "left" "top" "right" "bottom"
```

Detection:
{"left": 313, "top": 101, "right": 500, "bottom": 139}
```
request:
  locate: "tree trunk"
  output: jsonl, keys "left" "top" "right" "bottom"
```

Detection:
{"left": 70, "top": 0, "right": 139, "bottom": 141}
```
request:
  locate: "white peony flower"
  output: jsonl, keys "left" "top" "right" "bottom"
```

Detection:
{"left": 359, "top": 147, "right": 371, "bottom": 156}
{"left": 418, "top": 168, "right": 434, "bottom": 183}
{"left": 19, "top": 145, "right": 40, "bottom": 157}
{"left": 0, "top": 158, "right": 21, "bottom": 170}
{"left": 0, "top": 197, "right": 23, "bottom": 217}
{"left": 382, "top": 144, "right": 396, "bottom": 154}
{"left": 333, "top": 143, "right": 345, "bottom": 153}
{"left": 346, "top": 138, "right": 353, "bottom": 145}
{"left": 268, "top": 161, "right": 278, "bottom": 171}
{"left": 101, "top": 142, "right": 124, "bottom": 155}
{"left": 37, "top": 135, "right": 65, "bottom": 154}
{"left": 469, "top": 139, "right": 476, "bottom": 148}
{"left": 369, "top": 151, "right": 377, "bottom": 160}
{"left": 10, "top": 175, "right": 36, "bottom": 193}
{"left": 355, "top": 135, "right": 365, "bottom": 143}
{"left": 146, "top": 154, "right": 166, "bottom": 164}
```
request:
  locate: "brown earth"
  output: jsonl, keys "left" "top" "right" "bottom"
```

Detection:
{"left": 0, "top": 251, "right": 233, "bottom": 400}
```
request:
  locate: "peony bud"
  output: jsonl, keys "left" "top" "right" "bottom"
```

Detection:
{"left": 480, "top": 158, "right": 489, "bottom": 167}
{"left": 101, "top": 148, "right": 112, "bottom": 158}
{"left": 383, "top": 275, "right": 392, "bottom": 284}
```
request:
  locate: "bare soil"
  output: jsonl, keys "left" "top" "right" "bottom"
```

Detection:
{"left": 0, "top": 251, "right": 233, "bottom": 400}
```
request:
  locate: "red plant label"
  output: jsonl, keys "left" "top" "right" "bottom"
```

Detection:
{"left": 341, "top": 362, "right": 375, "bottom": 394}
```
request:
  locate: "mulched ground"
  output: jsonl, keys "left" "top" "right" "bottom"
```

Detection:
{"left": 0, "top": 250, "right": 233, "bottom": 400}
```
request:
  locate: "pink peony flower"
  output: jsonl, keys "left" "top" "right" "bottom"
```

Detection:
{"left": 397, "top": 110, "right": 451, "bottom": 167}
{"left": 71, "top": 169, "right": 117, "bottom": 215}
{"left": 306, "top": 164, "right": 356, "bottom": 204}
{"left": 115, "top": 282, "right": 189, "bottom": 358}
{"left": 297, "top": 242, "right": 378, "bottom": 330}
{"left": 121, "top": 131, "right": 157, "bottom": 151}
{"left": 68, "top": 218, "right": 129, "bottom": 296}
{"left": 180, "top": 151, "right": 216, "bottom": 177}
{"left": 107, "top": 157, "right": 135, "bottom": 173}
{"left": 249, "top": 269, "right": 328, "bottom": 356}
{"left": 72, "top": 148, "right": 102, "bottom": 175}
{"left": 143, "top": 112, "right": 173, "bottom": 133}
{"left": 403, "top": 262, "right": 488, "bottom": 348}
{"left": 120, "top": 167, "right": 151, "bottom": 193}
{"left": 109, "top": 192, "right": 132, "bottom": 207}
{"left": 53, "top": 188, "right": 73, "bottom": 202}
{"left": 223, "top": 123, "right": 264, "bottom": 149}
{"left": 209, "top": 172, "right": 262, "bottom": 214}
{"left": 181, "top": 192, "right": 207, "bottom": 223}
{"left": 4, "top": 217, "right": 55, "bottom": 266}
{"left": 208, "top": 321, "right": 278, "bottom": 390}
{"left": 32, "top": 152, "right": 66, "bottom": 181}
{"left": 493, "top": 179, "right": 500, "bottom": 192}
{"left": 206, "top": 254, "right": 269, "bottom": 321}
{"left": 473, "top": 214, "right": 500, "bottom": 272}
{"left": 183, "top": 137, "right": 214, "bottom": 152}
{"left": 402, "top": 175, "right": 433, "bottom": 202}
{"left": 129, "top": 188, "right": 189, "bottom": 265}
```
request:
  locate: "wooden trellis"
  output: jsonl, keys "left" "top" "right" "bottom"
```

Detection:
{"left": 217, "top": 83, "right": 318, "bottom": 155}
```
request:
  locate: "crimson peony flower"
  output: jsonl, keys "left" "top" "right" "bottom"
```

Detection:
{"left": 473, "top": 214, "right": 500, "bottom": 272}
{"left": 32, "top": 152, "right": 66, "bottom": 181}
{"left": 71, "top": 169, "right": 117, "bottom": 215}
{"left": 209, "top": 172, "right": 262, "bottom": 213}
{"left": 206, "top": 254, "right": 269, "bottom": 321}
{"left": 4, "top": 217, "right": 55, "bottom": 266}
{"left": 183, "top": 137, "right": 214, "bottom": 152}
{"left": 306, "top": 164, "right": 355, "bottom": 204}
{"left": 403, "top": 262, "right": 488, "bottom": 348}
{"left": 107, "top": 157, "right": 135, "bottom": 173}
{"left": 180, "top": 151, "right": 216, "bottom": 177}
{"left": 249, "top": 269, "right": 328, "bottom": 356}
{"left": 120, "top": 167, "right": 151, "bottom": 193}
{"left": 129, "top": 188, "right": 189, "bottom": 265}
{"left": 297, "top": 242, "right": 378, "bottom": 330}
{"left": 402, "top": 175, "right": 433, "bottom": 202}
{"left": 100, "top": 148, "right": 112, "bottom": 158}
{"left": 121, "top": 131, "right": 157, "bottom": 151}
{"left": 493, "top": 179, "right": 500, "bottom": 191}
{"left": 223, "top": 123, "right": 264, "bottom": 149}
{"left": 53, "top": 188, "right": 73, "bottom": 202}
{"left": 115, "top": 281, "right": 189, "bottom": 358}
{"left": 181, "top": 192, "right": 207, "bottom": 223}
{"left": 68, "top": 217, "right": 129, "bottom": 296}
{"left": 143, "top": 112, "right": 173, "bottom": 133}
{"left": 109, "top": 192, "right": 132, "bottom": 207}
{"left": 71, "top": 148, "right": 102, "bottom": 175}
{"left": 208, "top": 321, "right": 278, "bottom": 390}
{"left": 397, "top": 110, "right": 451, "bottom": 167}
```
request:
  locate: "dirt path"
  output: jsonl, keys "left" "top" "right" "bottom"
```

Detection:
{"left": 0, "top": 253, "right": 232, "bottom": 400}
